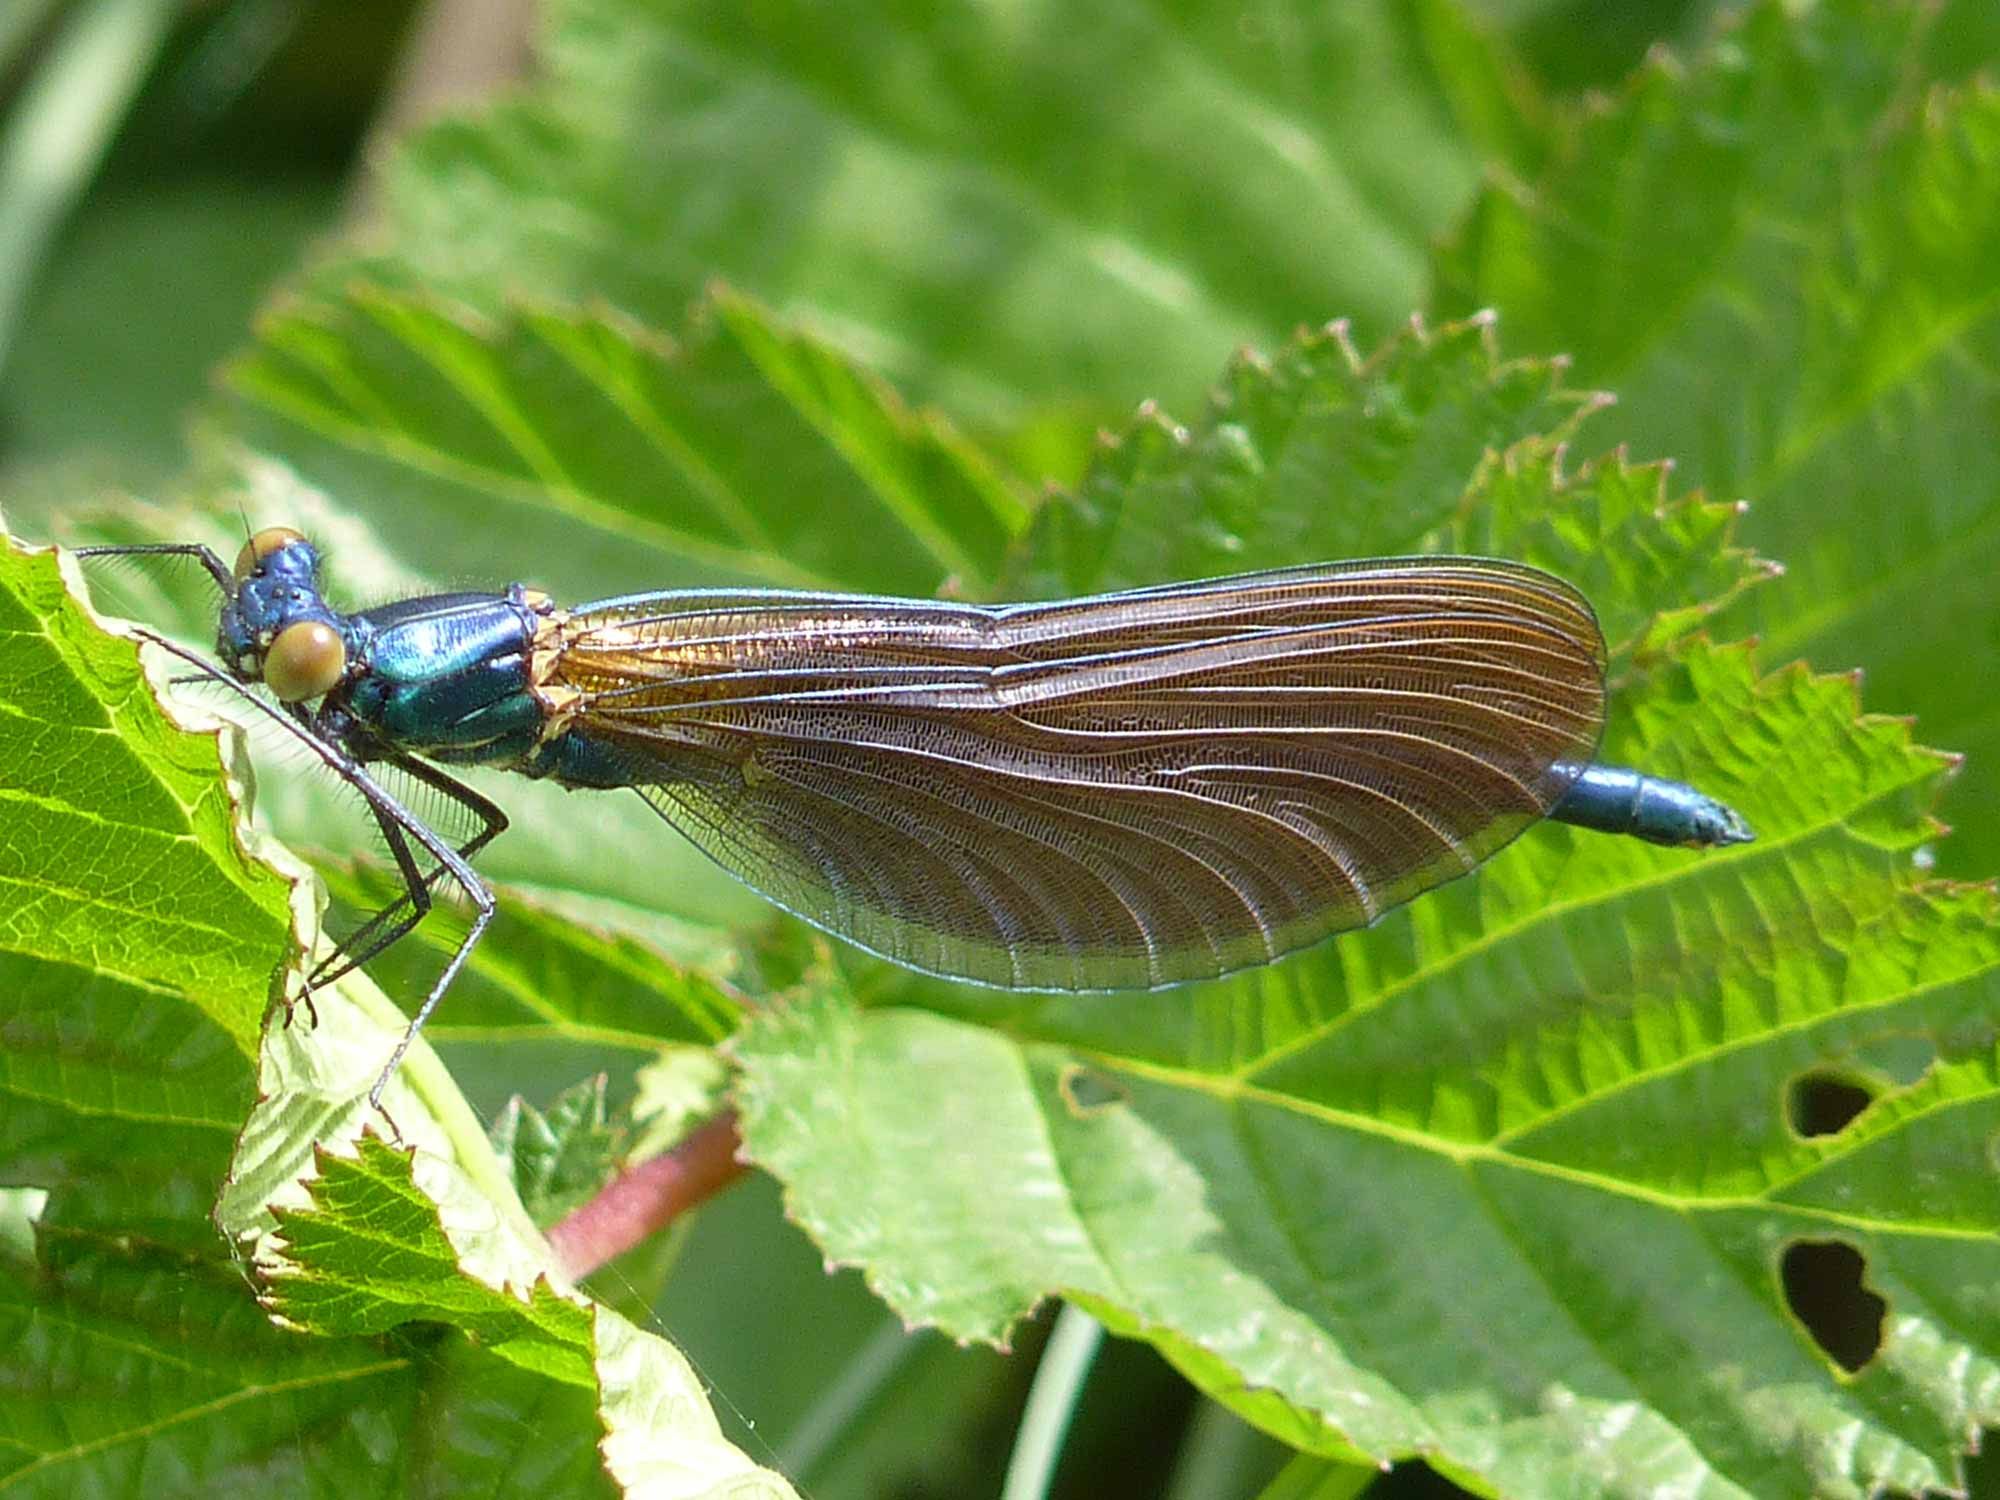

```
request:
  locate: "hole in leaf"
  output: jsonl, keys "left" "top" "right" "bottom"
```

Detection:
{"left": 1786, "top": 1071, "right": 1875, "bottom": 1137}
{"left": 1059, "top": 1066, "right": 1128, "bottom": 1115}
{"left": 1780, "top": 1239, "right": 1885, "bottom": 1373}
{"left": 0, "top": 1187, "right": 49, "bottom": 1261}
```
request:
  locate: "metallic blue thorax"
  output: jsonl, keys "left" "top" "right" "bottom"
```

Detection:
{"left": 340, "top": 592, "right": 549, "bottom": 765}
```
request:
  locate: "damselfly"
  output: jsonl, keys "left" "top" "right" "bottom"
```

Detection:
{"left": 80, "top": 528, "right": 1752, "bottom": 1100}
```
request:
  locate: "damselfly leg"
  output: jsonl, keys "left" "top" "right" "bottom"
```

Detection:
{"left": 305, "top": 752, "right": 508, "bottom": 990}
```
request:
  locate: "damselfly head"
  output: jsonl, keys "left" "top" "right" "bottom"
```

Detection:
{"left": 216, "top": 526, "right": 348, "bottom": 701}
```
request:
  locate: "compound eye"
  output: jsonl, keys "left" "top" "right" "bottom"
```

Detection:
{"left": 263, "top": 620, "right": 345, "bottom": 702}
{"left": 234, "top": 526, "right": 308, "bottom": 580}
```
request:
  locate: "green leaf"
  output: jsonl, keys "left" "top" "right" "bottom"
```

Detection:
{"left": 1431, "top": 0, "right": 2000, "bottom": 875}
{"left": 730, "top": 322, "right": 2000, "bottom": 1497}
{"left": 226, "top": 283, "right": 1027, "bottom": 597}
{"left": 0, "top": 536, "right": 294, "bottom": 1253}
{"left": 489, "top": 1075, "right": 625, "bottom": 1228}
{"left": 3, "top": 1230, "right": 570, "bottom": 1496}
{"left": 362, "top": 0, "right": 1538, "bottom": 428}
{"left": 484, "top": 1055, "right": 729, "bottom": 1228}
{"left": 217, "top": 964, "right": 796, "bottom": 1497}
{"left": 262, "top": 1141, "right": 599, "bottom": 1384}
{"left": 0, "top": 530, "right": 794, "bottom": 1497}
{"left": 1439, "top": 440, "right": 1776, "bottom": 661}
{"left": 1008, "top": 312, "right": 1596, "bottom": 595}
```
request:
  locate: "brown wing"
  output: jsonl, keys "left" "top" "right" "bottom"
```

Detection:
{"left": 546, "top": 559, "right": 1606, "bottom": 990}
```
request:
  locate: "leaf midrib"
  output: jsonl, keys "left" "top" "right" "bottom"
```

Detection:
{"left": 1070, "top": 1044, "right": 1996, "bottom": 1243}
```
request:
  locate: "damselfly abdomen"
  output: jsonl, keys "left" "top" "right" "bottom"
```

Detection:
{"left": 80, "top": 528, "right": 1752, "bottom": 1096}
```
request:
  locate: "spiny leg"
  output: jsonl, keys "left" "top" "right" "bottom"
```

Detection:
{"left": 306, "top": 756, "right": 509, "bottom": 990}
{"left": 304, "top": 799, "right": 432, "bottom": 997}
{"left": 329, "top": 761, "right": 496, "bottom": 1108}
{"left": 73, "top": 540, "right": 235, "bottom": 593}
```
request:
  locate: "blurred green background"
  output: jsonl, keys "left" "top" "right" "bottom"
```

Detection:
{"left": 5, "top": 2, "right": 1995, "bottom": 1496}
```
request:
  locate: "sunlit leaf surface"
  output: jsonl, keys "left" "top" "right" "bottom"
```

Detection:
{"left": 0, "top": 541, "right": 291, "bottom": 1252}
{"left": 1433, "top": 0, "right": 2000, "bottom": 875}
{"left": 228, "top": 286, "right": 1025, "bottom": 597}
{"left": 0, "top": 535, "right": 793, "bottom": 1497}
{"left": 366, "top": 0, "right": 1537, "bottom": 427}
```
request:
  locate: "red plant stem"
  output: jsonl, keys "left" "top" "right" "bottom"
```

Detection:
{"left": 546, "top": 1110, "right": 747, "bottom": 1281}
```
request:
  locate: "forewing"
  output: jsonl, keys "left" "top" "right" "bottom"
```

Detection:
{"left": 550, "top": 560, "right": 1606, "bottom": 990}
